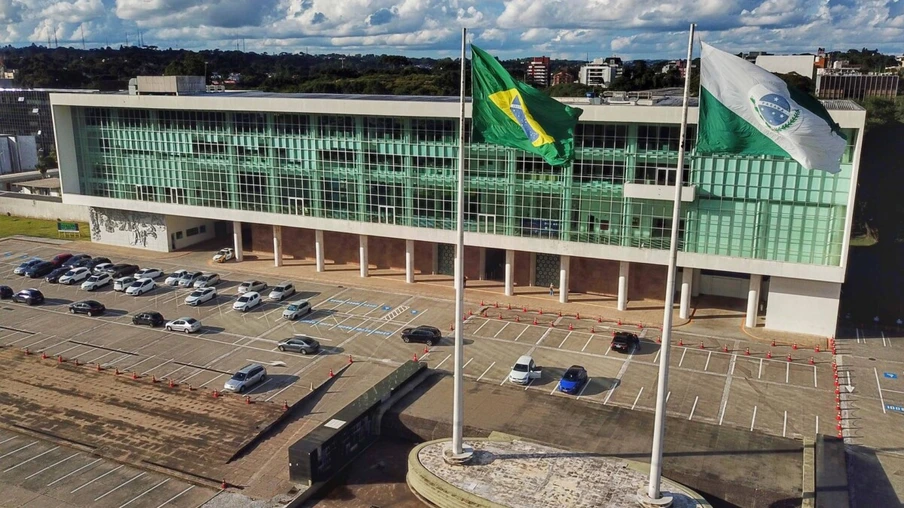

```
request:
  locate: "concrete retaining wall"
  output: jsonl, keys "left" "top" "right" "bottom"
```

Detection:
{"left": 0, "top": 195, "right": 89, "bottom": 222}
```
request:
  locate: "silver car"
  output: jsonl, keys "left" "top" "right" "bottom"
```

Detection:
{"left": 238, "top": 280, "right": 267, "bottom": 294}
{"left": 164, "top": 317, "right": 202, "bottom": 333}
{"left": 223, "top": 364, "right": 267, "bottom": 393}
{"left": 164, "top": 269, "right": 189, "bottom": 286}
{"left": 178, "top": 271, "right": 204, "bottom": 288}
{"left": 184, "top": 287, "right": 217, "bottom": 306}
{"left": 193, "top": 273, "right": 221, "bottom": 288}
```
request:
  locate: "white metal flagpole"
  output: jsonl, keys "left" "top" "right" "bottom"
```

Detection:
{"left": 647, "top": 22, "right": 696, "bottom": 502}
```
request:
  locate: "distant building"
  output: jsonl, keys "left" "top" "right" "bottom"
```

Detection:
{"left": 552, "top": 70, "right": 575, "bottom": 86}
{"left": 11, "top": 177, "right": 61, "bottom": 197}
{"left": 661, "top": 60, "right": 692, "bottom": 79}
{"left": 579, "top": 57, "right": 623, "bottom": 88}
{"left": 742, "top": 51, "right": 771, "bottom": 63}
{"left": 816, "top": 72, "right": 899, "bottom": 100}
{"left": 0, "top": 135, "right": 38, "bottom": 174}
{"left": 526, "top": 57, "right": 551, "bottom": 87}
{"left": 815, "top": 48, "right": 828, "bottom": 70}
{"left": 755, "top": 55, "right": 816, "bottom": 80}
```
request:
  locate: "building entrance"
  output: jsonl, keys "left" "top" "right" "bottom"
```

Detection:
{"left": 485, "top": 249, "right": 505, "bottom": 281}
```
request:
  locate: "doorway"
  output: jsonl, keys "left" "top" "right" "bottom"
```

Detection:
{"left": 485, "top": 249, "right": 505, "bottom": 281}
{"left": 241, "top": 223, "right": 252, "bottom": 250}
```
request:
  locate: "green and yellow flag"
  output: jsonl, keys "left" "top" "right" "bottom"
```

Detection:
{"left": 470, "top": 45, "right": 583, "bottom": 166}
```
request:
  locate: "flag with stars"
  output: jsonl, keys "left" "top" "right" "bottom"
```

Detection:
{"left": 696, "top": 42, "right": 846, "bottom": 174}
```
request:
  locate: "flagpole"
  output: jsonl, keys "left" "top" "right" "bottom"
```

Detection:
{"left": 448, "top": 26, "right": 472, "bottom": 462}
{"left": 647, "top": 22, "right": 695, "bottom": 502}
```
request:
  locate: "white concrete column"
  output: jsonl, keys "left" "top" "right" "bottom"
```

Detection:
{"left": 314, "top": 230, "right": 325, "bottom": 272}
{"left": 233, "top": 221, "right": 243, "bottom": 262}
{"left": 478, "top": 248, "right": 487, "bottom": 280}
{"left": 746, "top": 274, "right": 762, "bottom": 328}
{"left": 691, "top": 268, "right": 701, "bottom": 297}
{"left": 359, "top": 235, "right": 369, "bottom": 278}
{"left": 559, "top": 255, "right": 570, "bottom": 304}
{"left": 405, "top": 239, "right": 415, "bottom": 284}
{"left": 529, "top": 252, "right": 537, "bottom": 286}
{"left": 617, "top": 261, "right": 630, "bottom": 311}
{"left": 679, "top": 267, "right": 693, "bottom": 319}
{"left": 504, "top": 249, "right": 514, "bottom": 297}
{"left": 272, "top": 225, "right": 283, "bottom": 267}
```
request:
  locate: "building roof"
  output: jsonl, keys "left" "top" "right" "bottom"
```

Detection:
{"left": 12, "top": 177, "right": 60, "bottom": 189}
{"left": 818, "top": 100, "right": 865, "bottom": 111}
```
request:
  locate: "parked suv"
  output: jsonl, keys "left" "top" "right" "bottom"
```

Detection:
{"left": 165, "top": 269, "right": 189, "bottom": 286}
{"left": 105, "top": 263, "right": 139, "bottom": 278}
{"left": 12, "top": 288, "right": 44, "bottom": 305}
{"left": 400, "top": 325, "right": 442, "bottom": 346}
{"left": 81, "top": 272, "right": 112, "bottom": 291}
{"left": 223, "top": 364, "right": 267, "bottom": 393}
{"left": 44, "top": 266, "right": 71, "bottom": 283}
{"left": 62, "top": 254, "right": 91, "bottom": 267}
{"left": 59, "top": 267, "right": 91, "bottom": 285}
{"left": 113, "top": 276, "right": 137, "bottom": 292}
{"left": 132, "top": 311, "right": 165, "bottom": 327}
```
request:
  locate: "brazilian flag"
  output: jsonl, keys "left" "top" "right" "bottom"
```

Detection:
{"left": 471, "top": 45, "right": 583, "bottom": 166}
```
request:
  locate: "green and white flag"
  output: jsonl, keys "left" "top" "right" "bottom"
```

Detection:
{"left": 697, "top": 42, "right": 846, "bottom": 174}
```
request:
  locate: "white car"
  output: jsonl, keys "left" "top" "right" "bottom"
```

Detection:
{"left": 164, "top": 270, "right": 190, "bottom": 286}
{"left": 233, "top": 291, "right": 262, "bottom": 312}
{"left": 508, "top": 355, "right": 542, "bottom": 385}
{"left": 238, "top": 280, "right": 267, "bottom": 294}
{"left": 125, "top": 277, "right": 156, "bottom": 296}
{"left": 283, "top": 300, "right": 312, "bottom": 320}
{"left": 136, "top": 268, "right": 164, "bottom": 279}
{"left": 81, "top": 273, "right": 113, "bottom": 291}
{"left": 178, "top": 271, "right": 204, "bottom": 288}
{"left": 113, "top": 276, "right": 137, "bottom": 292}
{"left": 193, "top": 273, "right": 221, "bottom": 288}
{"left": 185, "top": 287, "right": 217, "bottom": 306}
{"left": 59, "top": 267, "right": 91, "bottom": 285}
{"left": 268, "top": 282, "right": 296, "bottom": 301}
{"left": 164, "top": 317, "right": 202, "bottom": 333}
{"left": 213, "top": 248, "right": 235, "bottom": 263}
{"left": 92, "top": 262, "right": 114, "bottom": 275}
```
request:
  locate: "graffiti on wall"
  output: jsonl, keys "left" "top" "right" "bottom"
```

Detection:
{"left": 89, "top": 208, "right": 163, "bottom": 247}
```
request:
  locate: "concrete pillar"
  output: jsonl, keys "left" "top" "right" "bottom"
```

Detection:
{"left": 504, "top": 249, "right": 514, "bottom": 297}
{"left": 679, "top": 267, "right": 693, "bottom": 319}
{"left": 746, "top": 274, "right": 762, "bottom": 328}
{"left": 272, "top": 225, "right": 283, "bottom": 267}
{"left": 359, "top": 235, "right": 369, "bottom": 278}
{"left": 233, "top": 221, "right": 243, "bottom": 262}
{"left": 559, "top": 255, "right": 570, "bottom": 304}
{"left": 478, "top": 248, "right": 487, "bottom": 280}
{"left": 405, "top": 240, "right": 415, "bottom": 284}
{"left": 314, "top": 230, "right": 325, "bottom": 272}
{"left": 691, "top": 268, "right": 701, "bottom": 297}
{"left": 617, "top": 261, "right": 630, "bottom": 311}
{"left": 529, "top": 252, "right": 537, "bottom": 286}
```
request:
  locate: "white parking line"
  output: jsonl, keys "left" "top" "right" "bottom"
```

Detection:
{"left": 758, "top": 358, "right": 763, "bottom": 379}
{"left": 688, "top": 396, "right": 699, "bottom": 420}
{"left": 782, "top": 411, "right": 788, "bottom": 437}
{"left": 632, "top": 387, "right": 644, "bottom": 410}
{"left": 476, "top": 362, "right": 495, "bottom": 382}
{"left": 856, "top": 328, "right": 862, "bottom": 344}
{"left": 121, "top": 355, "right": 157, "bottom": 372}
{"left": 704, "top": 351, "right": 712, "bottom": 371}
{"left": 493, "top": 322, "right": 511, "bottom": 338}
{"left": 24, "top": 453, "right": 80, "bottom": 480}
{"left": 118, "top": 478, "right": 170, "bottom": 508}
{"left": 816, "top": 416, "right": 819, "bottom": 435}
{"left": 576, "top": 378, "right": 591, "bottom": 399}
{"left": 94, "top": 472, "right": 146, "bottom": 501}
{"left": 514, "top": 325, "right": 530, "bottom": 342}
{"left": 140, "top": 359, "right": 172, "bottom": 376}
{"left": 47, "top": 458, "right": 102, "bottom": 486}
{"left": 813, "top": 365, "right": 818, "bottom": 388}
{"left": 3, "top": 445, "right": 59, "bottom": 473}
{"left": 0, "top": 442, "right": 36, "bottom": 460}
{"left": 581, "top": 335, "right": 593, "bottom": 352}
{"left": 71, "top": 464, "right": 124, "bottom": 493}
{"left": 536, "top": 328, "right": 551, "bottom": 345}
{"left": 155, "top": 485, "right": 194, "bottom": 508}
{"left": 653, "top": 349, "right": 661, "bottom": 364}
{"left": 436, "top": 354, "right": 452, "bottom": 370}
{"left": 678, "top": 348, "right": 687, "bottom": 367}
{"left": 875, "top": 367, "right": 887, "bottom": 414}
{"left": 750, "top": 406, "right": 758, "bottom": 431}
{"left": 785, "top": 362, "right": 789, "bottom": 384}
{"left": 463, "top": 358, "right": 474, "bottom": 369}
{"left": 882, "top": 331, "right": 888, "bottom": 347}
{"left": 558, "top": 331, "right": 572, "bottom": 348}
{"left": 473, "top": 319, "right": 491, "bottom": 336}
{"left": 244, "top": 378, "right": 275, "bottom": 396}
{"left": 0, "top": 436, "right": 16, "bottom": 446}
{"left": 666, "top": 391, "right": 671, "bottom": 403}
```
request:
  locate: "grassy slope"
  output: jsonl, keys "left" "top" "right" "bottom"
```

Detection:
{"left": 0, "top": 216, "right": 89, "bottom": 241}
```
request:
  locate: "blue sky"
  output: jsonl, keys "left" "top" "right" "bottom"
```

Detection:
{"left": 0, "top": 0, "right": 902, "bottom": 60}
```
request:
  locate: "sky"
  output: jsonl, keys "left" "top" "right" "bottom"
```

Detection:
{"left": 0, "top": 0, "right": 902, "bottom": 60}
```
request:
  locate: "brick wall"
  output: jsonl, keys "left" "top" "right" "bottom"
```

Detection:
{"left": 250, "top": 223, "right": 271, "bottom": 253}
{"left": 629, "top": 263, "right": 667, "bottom": 301}
{"left": 369, "top": 237, "right": 406, "bottom": 269}
{"left": 413, "top": 241, "right": 434, "bottom": 275}
{"left": 282, "top": 227, "right": 315, "bottom": 260}
{"left": 570, "top": 257, "right": 619, "bottom": 295}
{"left": 513, "top": 251, "right": 532, "bottom": 287}
{"left": 323, "top": 231, "right": 360, "bottom": 265}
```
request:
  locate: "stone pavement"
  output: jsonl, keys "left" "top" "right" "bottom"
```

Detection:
{"left": 409, "top": 435, "right": 710, "bottom": 508}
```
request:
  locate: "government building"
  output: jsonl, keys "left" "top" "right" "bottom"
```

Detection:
{"left": 49, "top": 79, "right": 866, "bottom": 336}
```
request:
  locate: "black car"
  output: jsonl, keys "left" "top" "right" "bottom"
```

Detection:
{"left": 401, "top": 325, "right": 442, "bottom": 346}
{"left": 105, "top": 263, "right": 139, "bottom": 278}
{"left": 62, "top": 254, "right": 91, "bottom": 267}
{"left": 611, "top": 331, "right": 640, "bottom": 353}
{"left": 24, "top": 261, "right": 55, "bottom": 278}
{"left": 132, "top": 311, "right": 165, "bottom": 327}
{"left": 69, "top": 300, "right": 106, "bottom": 316}
{"left": 277, "top": 336, "right": 321, "bottom": 355}
{"left": 84, "top": 257, "right": 112, "bottom": 272}
{"left": 0, "top": 285, "right": 13, "bottom": 299}
{"left": 12, "top": 289, "right": 44, "bottom": 305}
{"left": 45, "top": 266, "right": 71, "bottom": 283}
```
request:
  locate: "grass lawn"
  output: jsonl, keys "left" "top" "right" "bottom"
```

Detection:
{"left": 0, "top": 216, "right": 90, "bottom": 241}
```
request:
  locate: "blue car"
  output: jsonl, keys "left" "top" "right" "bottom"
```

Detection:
{"left": 559, "top": 365, "right": 588, "bottom": 394}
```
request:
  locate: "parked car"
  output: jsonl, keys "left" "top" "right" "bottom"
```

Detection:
{"left": 277, "top": 336, "right": 320, "bottom": 355}
{"left": 24, "top": 261, "right": 55, "bottom": 278}
{"left": 401, "top": 325, "right": 442, "bottom": 346}
{"left": 213, "top": 248, "right": 235, "bottom": 263}
{"left": 233, "top": 291, "right": 262, "bottom": 312}
{"left": 185, "top": 287, "right": 217, "bottom": 306}
{"left": 45, "top": 266, "right": 71, "bottom": 283}
{"left": 177, "top": 271, "right": 204, "bottom": 288}
{"left": 50, "top": 253, "right": 73, "bottom": 267}
{"left": 59, "top": 267, "right": 91, "bottom": 285}
{"left": 105, "top": 263, "right": 139, "bottom": 278}
{"left": 81, "top": 272, "right": 113, "bottom": 291}
{"left": 84, "top": 257, "right": 112, "bottom": 271}
{"left": 164, "top": 317, "right": 202, "bottom": 333}
{"left": 193, "top": 273, "right": 221, "bottom": 288}
{"left": 68, "top": 300, "right": 106, "bottom": 316}
{"left": 558, "top": 365, "right": 588, "bottom": 394}
{"left": 113, "top": 276, "right": 136, "bottom": 292}
{"left": 62, "top": 254, "right": 91, "bottom": 268}
{"left": 268, "top": 282, "right": 296, "bottom": 301}
{"left": 164, "top": 269, "right": 190, "bottom": 286}
{"left": 223, "top": 364, "right": 267, "bottom": 393}
{"left": 0, "top": 285, "right": 13, "bottom": 299}
{"left": 238, "top": 280, "right": 267, "bottom": 294}
{"left": 92, "top": 262, "right": 114, "bottom": 275}
{"left": 12, "top": 288, "right": 44, "bottom": 305}
{"left": 135, "top": 268, "right": 164, "bottom": 279}
{"left": 283, "top": 300, "right": 313, "bottom": 320}
{"left": 13, "top": 259, "right": 43, "bottom": 275}
{"left": 611, "top": 331, "right": 640, "bottom": 353}
{"left": 132, "top": 311, "right": 165, "bottom": 327}
{"left": 125, "top": 277, "right": 156, "bottom": 296}
{"left": 508, "top": 355, "right": 541, "bottom": 385}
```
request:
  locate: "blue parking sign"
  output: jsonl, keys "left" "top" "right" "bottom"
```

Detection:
{"left": 885, "top": 372, "right": 898, "bottom": 379}
{"left": 886, "top": 404, "right": 904, "bottom": 413}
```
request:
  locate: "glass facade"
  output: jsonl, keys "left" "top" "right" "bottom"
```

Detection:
{"left": 0, "top": 90, "right": 55, "bottom": 156}
{"left": 70, "top": 103, "right": 858, "bottom": 267}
